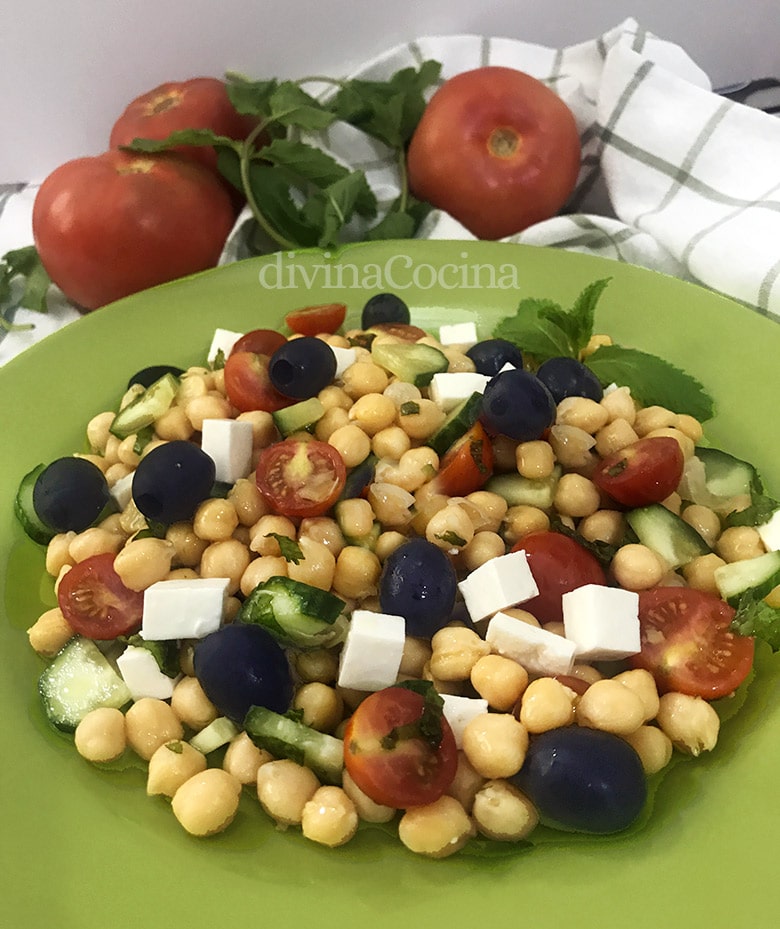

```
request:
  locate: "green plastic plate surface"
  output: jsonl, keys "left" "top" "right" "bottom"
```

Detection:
{"left": 1, "top": 241, "right": 779, "bottom": 929}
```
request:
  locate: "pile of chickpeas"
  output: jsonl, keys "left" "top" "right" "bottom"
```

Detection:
{"left": 25, "top": 322, "right": 771, "bottom": 857}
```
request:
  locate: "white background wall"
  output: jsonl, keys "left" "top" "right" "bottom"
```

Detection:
{"left": 2, "top": 0, "right": 778, "bottom": 182}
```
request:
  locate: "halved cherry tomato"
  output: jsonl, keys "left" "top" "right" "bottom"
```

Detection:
{"left": 592, "top": 436, "right": 684, "bottom": 508}
{"left": 57, "top": 553, "right": 144, "bottom": 639}
{"left": 285, "top": 303, "right": 347, "bottom": 337}
{"left": 230, "top": 328, "right": 288, "bottom": 357}
{"left": 630, "top": 587, "right": 754, "bottom": 699}
{"left": 255, "top": 439, "right": 346, "bottom": 518}
{"left": 223, "top": 351, "right": 293, "bottom": 413}
{"left": 512, "top": 531, "right": 607, "bottom": 624}
{"left": 343, "top": 686, "right": 458, "bottom": 808}
{"left": 432, "top": 421, "right": 493, "bottom": 496}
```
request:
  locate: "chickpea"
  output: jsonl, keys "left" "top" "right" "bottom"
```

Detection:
{"left": 46, "top": 531, "right": 76, "bottom": 577}
{"left": 623, "top": 725, "right": 673, "bottom": 775}
{"left": 318, "top": 384, "right": 353, "bottom": 412}
{"left": 716, "top": 526, "right": 765, "bottom": 563}
{"left": 171, "top": 769, "right": 242, "bottom": 836}
{"left": 367, "top": 482, "right": 415, "bottom": 529}
{"left": 397, "top": 796, "right": 475, "bottom": 858}
{"left": 147, "top": 740, "right": 207, "bottom": 797}
{"left": 341, "top": 770, "right": 395, "bottom": 823}
{"left": 682, "top": 552, "right": 728, "bottom": 594}
{"left": 27, "top": 607, "right": 75, "bottom": 657}
{"left": 348, "top": 393, "right": 397, "bottom": 435}
{"left": 112, "top": 538, "right": 174, "bottom": 592}
{"left": 429, "top": 626, "right": 491, "bottom": 682}
{"left": 293, "top": 683, "right": 344, "bottom": 733}
{"left": 398, "top": 636, "right": 433, "bottom": 678}
{"left": 675, "top": 414, "right": 704, "bottom": 444}
{"left": 459, "top": 531, "right": 506, "bottom": 572}
{"left": 165, "top": 522, "right": 209, "bottom": 568}
{"left": 611, "top": 544, "right": 667, "bottom": 591}
{"left": 518, "top": 677, "right": 576, "bottom": 733}
{"left": 578, "top": 509, "right": 625, "bottom": 546}
{"left": 634, "top": 405, "right": 677, "bottom": 436}
{"left": 236, "top": 410, "right": 277, "bottom": 449}
{"left": 193, "top": 497, "right": 239, "bottom": 542}
{"left": 125, "top": 697, "right": 184, "bottom": 761}
{"left": 425, "top": 503, "right": 475, "bottom": 551}
{"left": 371, "top": 425, "right": 411, "bottom": 460}
{"left": 548, "top": 425, "right": 596, "bottom": 470}
{"left": 396, "top": 399, "right": 446, "bottom": 441}
{"left": 301, "top": 786, "right": 359, "bottom": 847}
{"left": 599, "top": 385, "right": 636, "bottom": 425}
{"left": 553, "top": 473, "right": 600, "bottom": 518}
{"left": 74, "top": 707, "right": 127, "bottom": 763}
{"left": 223, "top": 732, "right": 273, "bottom": 785}
{"left": 240, "top": 555, "right": 288, "bottom": 595}
{"left": 374, "top": 530, "right": 407, "bottom": 562}
{"left": 293, "top": 648, "right": 340, "bottom": 684}
{"left": 445, "top": 751, "right": 486, "bottom": 813}
{"left": 287, "top": 536, "right": 337, "bottom": 591}
{"left": 170, "top": 676, "right": 218, "bottom": 731}
{"left": 86, "top": 411, "right": 116, "bottom": 454}
{"left": 332, "top": 546, "right": 381, "bottom": 600}
{"left": 471, "top": 779, "right": 539, "bottom": 841}
{"left": 515, "top": 441, "right": 555, "bottom": 479}
{"left": 68, "top": 527, "right": 125, "bottom": 562}
{"left": 327, "top": 424, "right": 372, "bottom": 468}
{"left": 656, "top": 692, "right": 720, "bottom": 756}
{"left": 298, "top": 516, "right": 345, "bottom": 556}
{"left": 681, "top": 504, "right": 721, "bottom": 547}
{"left": 461, "top": 713, "right": 529, "bottom": 779}
{"left": 341, "top": 361, "right": 389, "bottom": 398}
{"left": 257, "top": 759, "right": 320, "bottom": 826}
{"left": 502, "top": 505, "right": 550, "bottom": 544}
{"left": 470, "top": 654, "right": 528, "bottom": 711}
{"left": 199, "top": 539, "right": 251, "bottom": 595}
{"left": 336, "top": 497, "right": 375, "bottom": 540}
{"left": 594, "top": 418, "right": 639, "bottom": 458}
{"left": 612, "top": 669, "right": 660, "bottom": 722}
{"left": 465, "top": 491, "right": 508, "bottom": 533}
{"left": 575, "top": 679, "right": 645, "bottom": 736}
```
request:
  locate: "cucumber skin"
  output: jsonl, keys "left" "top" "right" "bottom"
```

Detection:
{"left": 428, "top": 393, "right": 483, "bottom": 457}
{"left": 486, "top": 467, "right": 561, "bottom": 509}
{"left": 626, "top": 504, "right": 711, "bottom": 568}
{"left": 14, "top": 463, "right": 56, "bottom": 545}
{"left": 715, "top": 550, "right": 780, "bottom": 604}
{"left": 244, "top": 706, "right": 344, "bottom": 784}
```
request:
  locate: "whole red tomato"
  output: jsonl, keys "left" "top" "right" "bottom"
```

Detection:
{"left": 406, "top": 67, "right": 581, "bottom": 239}
{"left": 32, "top": 149, "right": 236, "bottom": 310}
{"left": 109, "top": 77, "right": 258, "bottom": 173}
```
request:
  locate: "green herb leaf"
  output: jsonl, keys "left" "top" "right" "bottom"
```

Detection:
{"left": 493, "top": 296, "right": 575, "bottom": 359}
{"left": 260, "top": 137, "right": 351, "bottom": 189}
{"left": 550, "top": 277, "right": 611, "bottom": 356}
{"left": 268, "top": 82, "right": 337, "bottom": 131}
{"left": 224, "top": 74, "right": 280, "bottom": 117}
{"left": 244, "top": 164, "right": 322, "bottom": 248}
{"left": 300, "top": 172, "right": 377, "bottom": 248}
{"left": 399, "top": 400, "right": 421, "bottom": 416}
{"left": 265, "top": 532, "right": 304, "bottom": 564}
{"left": 585, "top": 344, "right": 715, "bottom": 421}
{"left": 329, "top": 60, "right": 441, "bottom": 148}
{"left": 124, "top": 127, "right": 238, "bottom": 154}
{"left": 166, "top": 741, "right": 184, "bottom": 755}
{"left": 549, "top": 515, "right": 623, "bottom": 567}
{"left": 436, "top": 530, "right": 467, "bottom": 547}
{"left": 725, "top": 495, "right": 779, "bottom": 529}
{"left": 731, "top": 589, "right": 780, "bottom": 651}
{"left": 1, "top": 246, "right": 51, "bottom": 323}
{"left": 385, "top": 680, "right": 445, "bottom": 750}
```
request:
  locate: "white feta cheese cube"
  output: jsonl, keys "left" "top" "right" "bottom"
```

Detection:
{"left": 458, "top": 550, "right": 539, "bottom": 622}
{"left": 428, "top": 372, "right": 491, "bottom": 412}
{"left": 438, "top": 321, "right": 478, "bottom": 346}
{"left": 561, "top": 584, "right": 640, "bottom": 661}
{"left": 110, "top": 471, "right": 134, "bottom": 510}
{"left": 498, "top": 361, "right": 519, "bottom": 373}
{"left": 116, "top": 645, "right": 179, "bottom": 700}
{"left": 330, "top": 345, "right": 359, "bottom": 378}
{"left": 207, "top": 328, "right": 244, "bottom": 364}
{"left": 337, "top": 610, "right": 405, "bottom": 691}
{"left": 757, "top": 509, "right": 780, "bottom": 552}
{"left": 141, "top": 577, "right": 230, "bottom": 641}
{"left": 201, "top": 418, "right": 254, "bottom": 484}
{"left": 441, "top": 694, "right": 489, "bottom": 748}
{"left": 485, "top": 611, "right": 576, "bottom": 676}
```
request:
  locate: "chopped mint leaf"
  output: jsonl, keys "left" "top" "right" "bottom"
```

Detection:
{"left": 436, "top": 530, "right": 467, "bottom": 548}
{"left": 265, "top": 533, "right": 304, "bottom": 564}
{"left": 124, "top": 127, "right": 237, "bottom": 153}
{"left": 166, "top": 741, "right": 184, "bottom": 755}
{"left": 1, "top": 246, "right": 51, "bottom": 326}
{"left": 387, "top": 680, "right": 445, "bottom": 749}
{"left": 585, "top": 344, "right": 715, "bottom": 421}
{"left": 731, "top": 589, "right": 780, "bottom": 651}
{"left": 725, "top": 495, "right": 780, "bottom": 529}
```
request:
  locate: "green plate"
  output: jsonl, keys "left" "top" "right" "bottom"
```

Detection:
{"left": 1, "top": 241, "right": 779, "bottom": 929}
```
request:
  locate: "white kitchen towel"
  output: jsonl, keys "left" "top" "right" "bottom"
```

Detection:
{"left": 2, "top": 18, "right": 779, "bottom": 365}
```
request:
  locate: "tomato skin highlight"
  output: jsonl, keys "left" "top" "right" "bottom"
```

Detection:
{"left": 32, "top": 150, "right": 235, "bottom": 310}
{"left": 109, "top": 77, "right": 259, "bottom": 175}
{"left": 432, "top": 421, "right": 494, "bottom": 496}
{"left": 255, "top": 439, "right": 346, "bottom": 518}
{"left": 223, "top": 351, "right": 293, "bottom": 413}
{"left": 630, "top": 587, "right": 754, "bottom": 699}
{"left": 592, "top": 436, "right": 685, "bottom": 508}
{"left": 343, "top": 687, "right": 458, "bottom": 809}
{"left": 407, "top": 67, "right": 581, "bottom": 239}
{"left": 230, "top": 328, "right": 288, "bottom": 358}
{"left": 57, "top": 553, "right": 144, "bottom": 639}
{"left": 512, "top": 531, "right": 607, "bottom": 624}
{"left": 285, "top": 303, "right": 347, "bottom": 336}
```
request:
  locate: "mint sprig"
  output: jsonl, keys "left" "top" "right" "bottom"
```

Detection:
{"left": 125, "top": 63, "right": 440, "bottom": 252}
{"left": 492, "top": 278, "right": 716, "bottom": 421}
{"left": 732, "top": 589, "right": 780, "bottom": 651}
{"left": 1, "top": 246, "right": 51, "bottom": 331}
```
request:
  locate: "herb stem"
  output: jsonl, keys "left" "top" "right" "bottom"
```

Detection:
{"left": 396, "top": 148, "right": 409, "bottom": 214}
{"left": 238, "top": 124, "right": 299, "bottom": 252}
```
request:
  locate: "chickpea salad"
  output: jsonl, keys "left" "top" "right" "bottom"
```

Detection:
{"left": 14, "top": 284, "right": 780, "bottom": 858}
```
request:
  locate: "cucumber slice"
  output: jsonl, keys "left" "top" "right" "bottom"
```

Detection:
{"left": 39, "top": 637, "right": 132, "bottom": 732}
{"left": 110, "top": 372, "right": 179, "bottom": 439}
{"left": 697, "top": 447, "right": 759, "bottom": 498}
{"left": 244, "top": 706, "right": 344, "bottom": 785}
{"left": 238, "top": 576, "right": 348, "bottom": 648}
{"left": 487, "top": 467, "right": 561, "bottom": 509}
{"left": 626, "top": 503, "right": 711, "bottom": 568}
{"left": 427, "top": 392, "right": 483, "bottom": 457}
{"left": 371, "top": 341, "right": 448, "bottom": 387}
{"left": 715, "top": 550, "right": 780, "bottom": 604}
{"left": 14, "top": 463, "right": 56, "bottom": 544}
{"left": 272, "top": 397, "right": 325, "bottom": 437}
{"left": 188, "top": 717, "right": 240, "bottom": 754}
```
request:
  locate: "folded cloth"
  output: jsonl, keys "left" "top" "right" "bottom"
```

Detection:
{"left": 2, "top": 18, "right": 779, "bottom": 365}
